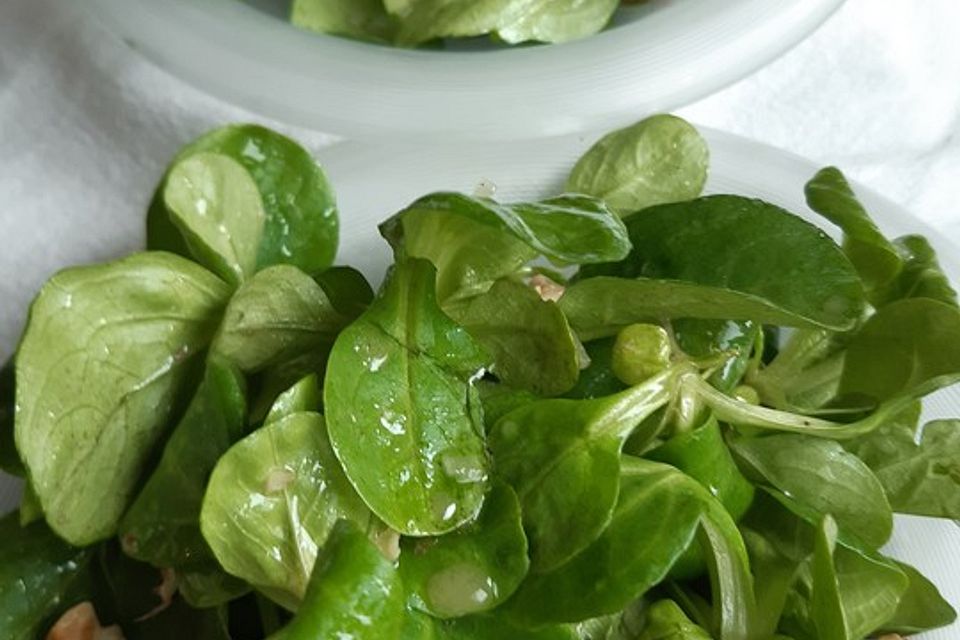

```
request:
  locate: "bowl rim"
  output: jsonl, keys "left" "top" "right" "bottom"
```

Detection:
{"left": 88, "top": 0, "right": 845, "bottom": 140}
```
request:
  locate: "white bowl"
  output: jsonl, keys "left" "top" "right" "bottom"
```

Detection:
{"left": 2, "top": 126, "right": 957, "bottom": 636}
{"left": 89, "top": 0, "right": 843, "bottom": 140}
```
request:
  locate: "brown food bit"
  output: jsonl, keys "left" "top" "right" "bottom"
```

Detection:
{"left": 529, "top": 274, "right": 565, "bottom": 302}
{"left": 46, "top": 602, "right": 125, "bottom": 640}
{"left": 135, "top": 567, "right": 178, "bottom": 622}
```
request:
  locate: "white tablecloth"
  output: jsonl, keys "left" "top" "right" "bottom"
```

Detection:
{"left": 1, "top": 0, "right": 959, "bottom": 358}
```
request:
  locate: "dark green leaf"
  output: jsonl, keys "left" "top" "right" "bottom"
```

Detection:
{"left": 325, "top": 258, "right": 490, "bottom": 536}
{"left": 268, "top": 521, "right": 404, "bottom": 640}
{"left": 0, "top": 359, "right": 21, "bottom": 476}
{"left": 118, "top": 359, "right": 247, "bottom": 600}
{"left": 314, "top": 265, "right": 375, "bottom": 318}
{"left": 729, "top": 434, "right": 892, "bottom": 548}
{"left": 0, "top": 512, "right": 94, "bottom": 639}
{"left": 567, "top": 114, "right": 709, "bottom": 216}
{"left": 15, "top": 252, "right": 230, "bottom": 545}
{"left": 201, "top": 412, "right": 371, "bottom": 611}
{"left": 564, "top": 337, "right": 627, "bottom": 400}
{"left": 804, "top": 167, "right": 902, "bottom": 297}
{"left": 568, "top": 196, "right": 864, "bottom": 338}
{"left": 839, "top": 298, "right": 960, "bottom": 403}
{"left": 163, "top": 152, "right": 266, "bottom": 287}
{"left": 647, "top": 416, "right": 755, "bottom": 522}
{"left": 490, "top": 365, "right": 688, "bottom": 572}
{"left": 501, "top": 458, "right": 706, "bottom": 627}
{"left": 148, "top": 124, "right": 339, "bottom": 276}
{"left": 673, "top": 319, "right": 758, "bottom": 393}
{"left": 446, "top": 278, "right": 581, "bottom": 396}
{"left": 213, "top": 265, "right": 350, "bottom": 373}
{"left": 400, "top": 482, "right": 528, "bottom": 618}
{"left": 476, "top": 381, "right": 539, "bottom": 432}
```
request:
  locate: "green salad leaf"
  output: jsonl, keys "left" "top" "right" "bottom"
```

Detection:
{"left": 390, "top": 0, "right": 619, "bottom": 46}
{"left": 566, "top": 196, "right": 865, "bottom": 339}
{"left": 291, "top": 0, "right": 397, "bottom": 43}
{"left": 149, "top": 124, "right": 339, "bottom": 276}
{"left": 400, "top": 482, "right": 528, "bottom": 618}
{"left": 15, "top": 252, "right": 230, "bottom": 545}
{"left": 0, "top": 512, "right": 94, "bottom": 639}
{"left": 119, "top": 359, "right": 248, "bottom": 605}
{"left": 325, "top": 258, "right": 490, "bottom": 536}
{"left": 163, "top": 151, "right": 266, "bottom": 287}
{"left": 567, "top": 114, "right": 709, "bottom": 216}
{"left": 267, "top": 521, "right": 404, "bottom": 639}
{"left": 446, "top": 278, "right": 581, "bottom": 396}
{"left": 201, "top": 411, "right": 371, "bottom": 611}
{"left": 729, "top": 434, "right": 892, "bottom": 548}
{"left": 879, "top": 562, "right": 958, "bottom": 634}
{"left": 213, "top": 264, "right": 350, "bottom": 372}
{"left": 490, "top": 365, "right": 691, "bottom": 573}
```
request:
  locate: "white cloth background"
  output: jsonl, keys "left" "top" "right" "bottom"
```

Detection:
{"left": 1, "top": 0, "right": 959, "bottom": 360}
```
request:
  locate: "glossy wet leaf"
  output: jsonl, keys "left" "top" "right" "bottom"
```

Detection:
{"left": 15, "top": 252, "right": 230, "bottom": 545}
{"left": 569, "top": 196, "right": 864, "bottom": 338}
{"left": 392, "top": 0, "right": 619, "bottom": 46}
{"left": 201, "top": 412, "right": 371, "bottom": 611}
{"left": 729, "top": 434, "right": 892, "bottom": 548}
{"left": 647, "top": 416, "right": 755, "bottom": 522}
{"left": 400, "top": 482, "right": 528, "bottom": 618}
{"left": 119, "top": 359, "right": 247, "bottom": 580}
{"left": 446, "top": 278, "right": 580, "bottom": 396}
{"left": 164, "top": 152, "right": 266, "bottom": 286}
{"left": 673, "top": 318, "right": 758, "bottom": 393}
{"left": 839, "top": 297, "right": 960, "bottom": 403}
{"left": 0, "top": 359, "right": 21, "bottom": 476}
{"left": 292, "top": 0, "right": 397, "bottom": 43}
{"left": 489, "top": 366, "right": 687, "bottom": 572}
{"left": 502, "top": 458, "right": 705, "bottom": 626}
{"left": 847, "top": 416, "right": 960, "bottom": 518}
{"left": 401, "top": 609, "right": 579, "bottom": 640}
{"left": 268, "top": 521, "right": 404, "bottom": 640}
{"left": 879, "top": 561, "right": 957, "bottom": 634}
{"left": 213, "top": 265, "right": 350, "bottom": 372}
{"left": 567, "top": 115, "right": 709, "bottom": 216}
{"left": 804, "top": 167, "right": 902, "bottom": 297}
{"left": 381, "top": 192, "right": 629, "bottom": 282}
{"left": 148, "top": 124, "right": 339, "bottom": 276}
{"left": 264, "top": 374, "right": 321, "bottom": 425}
{"left": 697, "top": 500, "right": 757, "bottom": 640}
{"left": 324, "top": 258, "right": 490, "bottom": 536}
{"left": 0, "top": 512, "right": 94, "bottom": 640}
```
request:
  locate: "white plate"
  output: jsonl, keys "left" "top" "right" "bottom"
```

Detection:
{"left": 88, "top": 0, "right": 843, "bottom": 141}
{"left": 2, "top": 126, "right": 958, "bottom": 636}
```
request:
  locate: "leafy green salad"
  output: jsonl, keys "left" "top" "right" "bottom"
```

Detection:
{"left": 2, "top": 114, "right": 959, "bottom": 639}
{"left": 288, "top": 0, "right": 633, "bottom": 47}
